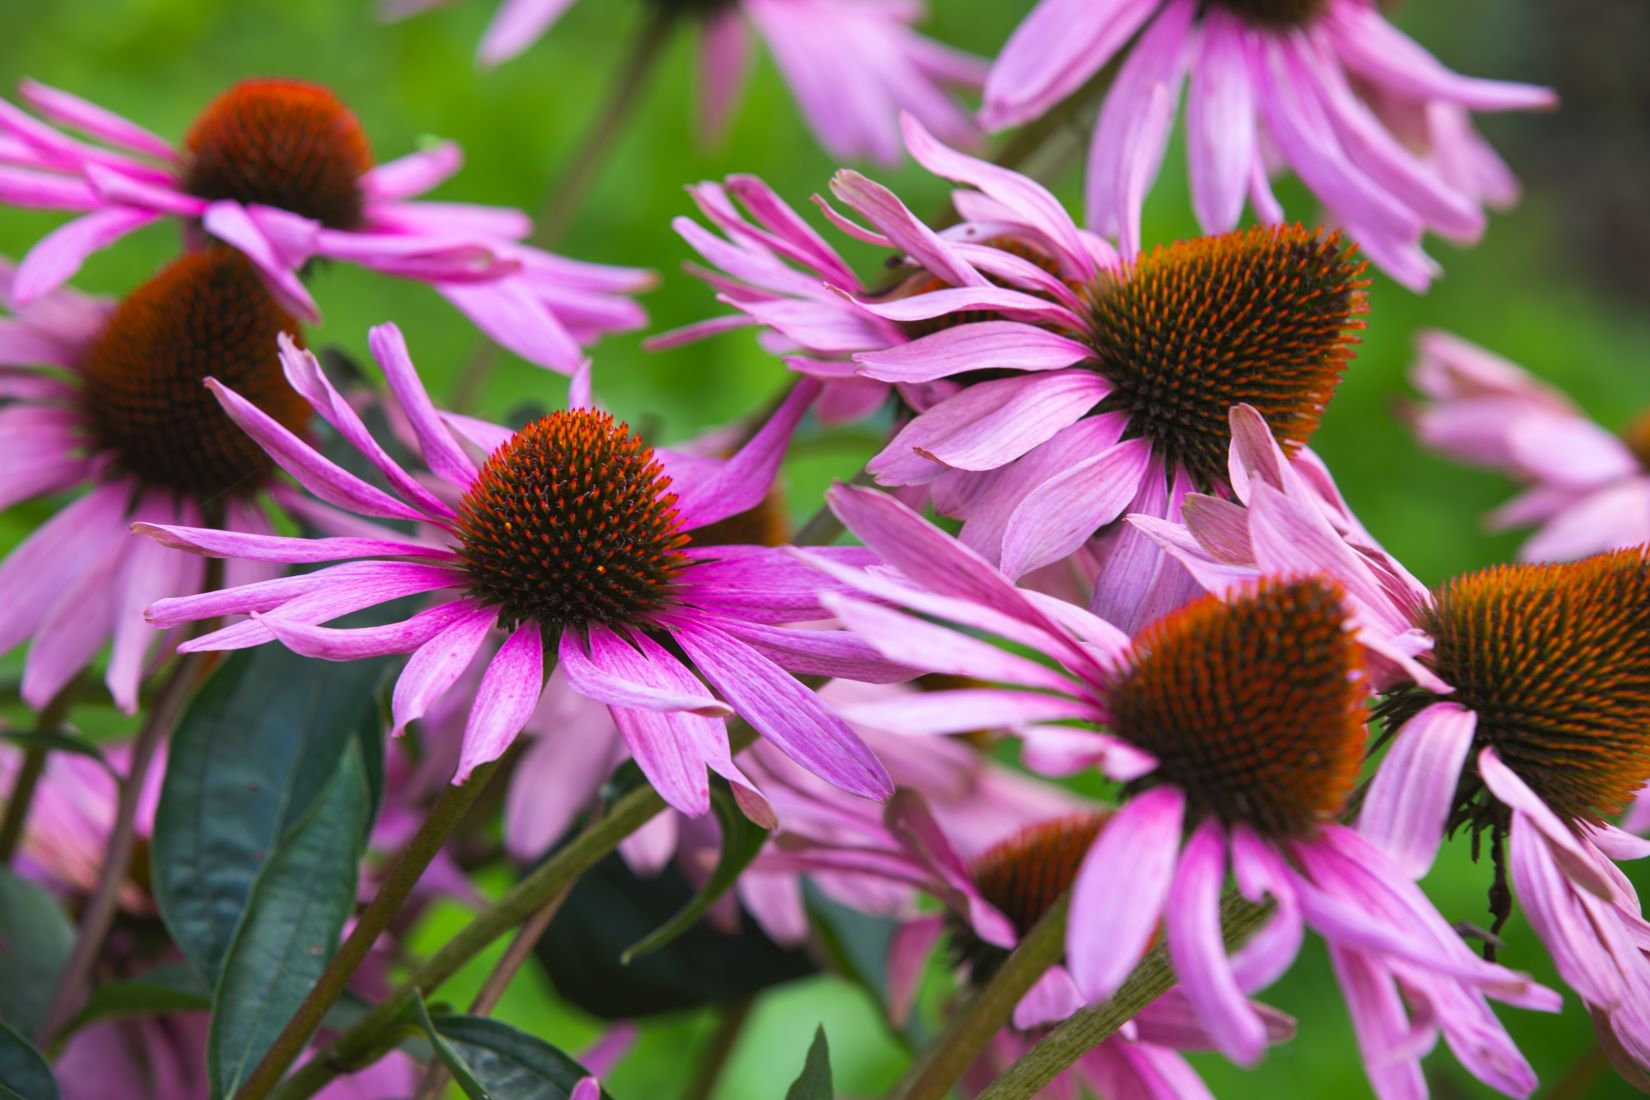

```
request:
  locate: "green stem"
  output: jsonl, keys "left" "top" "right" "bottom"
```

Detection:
{"left": 975, "top": 897, "right": 1273, "bottom": 1100}
{"left": 35, "top": 656, "right": 205, "bottom": 1043}
{"left": 891, "top": 894, "right": 1070, "bottom": 1100}
{"left": 267, "top": 727, "right": 758, "bottom": 1100}
{"left": 447, "top": 8, "right": 675, "bottom": 413}
{"left": 0, "top": 681, "right": 81, "bottom": 865}
{"left": 233, "top": 759, "right": 502, "bottom": 1100}
{"left": 684, "top": 997, "right": 755, "bottom": 1100}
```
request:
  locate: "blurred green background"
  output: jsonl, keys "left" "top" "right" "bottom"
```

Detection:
{"left": 0, "top": 0, "right": 1646, "bottom": 1096}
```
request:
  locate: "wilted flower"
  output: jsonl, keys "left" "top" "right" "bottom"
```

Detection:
{"left": 803, "top": 483, "right": 1559, "bottom": 1098}
{"left": 1407, "top": 330, "right": 1650, "bottom": 562}
{"left": 379, "top": 0, "right": 985, "bottom": 163}
{"left": 0, "top": 78, "right": 650, "bottom": 369}
{"left": 135, "top": 325, "right": 899, "bottom": 818}
{"left": 982, "top": 0, "right": 1554, "bottom": 287}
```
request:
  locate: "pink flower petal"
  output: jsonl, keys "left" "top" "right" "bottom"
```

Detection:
{"left": 457, "top": 621, "right": 545, "bottom": 780}
{"left": 1068, "top": 785, "right": 1184, "bottom": 1001}
{"left": 1166, "top": 819, "right": 1267, "bottom": 1064}
{"left": 391, "top": 603, "right": 497, "bottom": 736}
{"left": 1357, "top": 702, "right": 1475, "bottom": 879}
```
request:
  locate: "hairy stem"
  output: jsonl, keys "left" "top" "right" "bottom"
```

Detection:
{"left": 233, "top": 759, "right": 502, "bottom": 1100}
{"left": 976, "top": 896, "right": 1272, "bottom": 1100}
{"left": 891, "top": 893, "right": 1070, "bottom": 1100}
{"left": 35, "top": 656, "right": 206, "bottom": 1042}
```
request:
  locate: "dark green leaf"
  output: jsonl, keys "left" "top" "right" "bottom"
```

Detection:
{"left": 535, "top": 849, "right": 815, "bottom": 1019}
{"left": 429, "top": 1014, "right": 613, "bottom": 1100}
{"left": 620, "top": 782, "right": 769, "bottom": 963}
{"left": 208, "top": 741, "right": 371, "bottom": 1099}
{"left": 66, "top": 963, "right": 210, "bottom": 1034}
{"left": 411, "top": 992, "right": 489, "bottom": 1100}
{"left": 0, "top": 870, "right": 74, "bottom": 1036}
{"left": 151, "top": 643, "right": 388, "bottom": 982}
{"left": 0, "top": 732, "right": 110, "bottom": 774}
{"left": 784, "top": 1027, "right": 832, "bottom": 1100}
{"left": 0, "top": 1021, "right": 56, "bottom": 1100}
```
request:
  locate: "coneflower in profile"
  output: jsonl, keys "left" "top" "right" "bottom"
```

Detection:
{"left": 0, "top": 247, "right": 317, "bottom": 711}
{"left": 0, "top": 78, "right": 650, "bottom": 369}
{"left": 802, "top": 483, "right": 1559, "bottom": 1099}
{"left": 135, "top": 326, "right": 897, "bottom": 817}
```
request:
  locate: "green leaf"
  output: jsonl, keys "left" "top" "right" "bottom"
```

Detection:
{"left": 411, "top": 992, "right": 489, "bottom": 1100}
{"left": 427, "top": 1014, "right": 613, "bottom": 1100}
{"left": 66, "top": 964, "right": 210, "bottom": 1034}
{"left": 0, "top": 870, "right": 74, "bottom": 1036}
{"left": 620, "top": 782, "right": 768, "bottom": 963}
{"left": 0, "top": 1021, "right": 57, "bottom": 1100}
{"left": 151, "top": 643, "right": 388, "bottom": 982}
{"left": 208, "top": 741, "right": 371, "bottom": 1100}
{"left": 0, "top": 731, "right": 110, "bottom": 774}
{"left": 784, "top": 1027, "right": 832, "bottom": 1100}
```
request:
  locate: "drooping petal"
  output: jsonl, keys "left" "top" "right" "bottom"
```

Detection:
{"left": 1357, "top": 702, "right": 1476, "bottom": 879}
{"left": 391, "top": 603, "right": 497, "bottom": 736}
{"left": 457, "top": 622, "right": 545, "bottom": 780}
{"left": 1166, "top": 819, "right": 1267, "bottom": 1064}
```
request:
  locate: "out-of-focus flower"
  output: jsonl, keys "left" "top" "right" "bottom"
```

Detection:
{"left": 803, "top": 483, "right": 1559, "bottom": 1098}
{"left": 982, "top": 0, "right": 1554, "bottom": 288}
{"left": 1407, "top": 330, "right": 1650, "bottom": 562}
{"left": 136, "top": 326, "right": 900, "bottom": 818}
{"left": 379, "top": 0, "right": 985, "bottom": 164}
{"left": 0, "top": 78, "right": 650, "bottom": 369}
{"left": 1355, "top": 547, "right": 1650, "bottom": 1083}
{"left": 0, "top": 248, "right": 330, "bottom": 711}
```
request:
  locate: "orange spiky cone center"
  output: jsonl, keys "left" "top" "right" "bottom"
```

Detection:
{"left": 1103, "top": 576, "right": 1367, "bottom": 837}
{"left": 454, "top": 410, "right": 690, "bottom": 632}
{"left": 182, "top": 79, "right": 373, "bottom": 229}
{"left": 1084, "top": 224, "right": 1367, "bottom": 489}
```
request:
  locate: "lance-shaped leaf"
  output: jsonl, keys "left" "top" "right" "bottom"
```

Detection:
{"left": 785, "top": 1027, "right": 833, "bottom": 1100}
{"left": 0, "top": 870, "right": 73, "bottom": 1037}
{"left": 152, "top": 643, "right": 388, "bottom": 982}
{"left": 208, "top": 741, "right": 371, "bottom": 1099}
{"left": 65, "top": 964, "right": 211, "bottom": 1035}
{"left": 421, "top": 1013, "right": 613, "bottom": 1100}
{"left": 0, "top": 1020, "right": 58, "bottom": 1100}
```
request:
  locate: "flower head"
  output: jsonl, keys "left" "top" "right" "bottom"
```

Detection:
{"left": 135, "top": 325, "right": 898, "bottom": 819}
{"left": 803, "top": 483, "right": 1558, "bottom": 1095}
{"left": 0, "top": 249, "right": 316, "bottom": 711}
{"left": 0, "top": 78, "right": 650, "bottom": 369}
{"left": 982, "top": 0, "right": 1555, "bottom": 287}
{"left": 1408, "top": 330, "right": 1650, "bottom": 561}
{"left": 381, "top": 0, "right": 985, "bottom": 163}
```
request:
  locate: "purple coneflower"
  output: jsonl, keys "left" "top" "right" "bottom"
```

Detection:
{"left": 1408, "top": 329, "right": 1650, "bottom": 562}
{"left": 0, "top": 78, "right": 650, "bottom": 369}
{"left": 134, "top": 325, "right": 896, "bottom": 817}
{"left": 765, "top": 791, "right": 1294, "bottom": 1099}
{"left": 802, "top": 483, "right": 1558, "bottom": 1098}
{"left": 982, "top": 0, "right": 1554, "bottom": 287}
{"left": 0, "top": 247, "right": 323, "bottom": 711}
{"left": 379, "top": 0, "right": 985, "bottom": 164}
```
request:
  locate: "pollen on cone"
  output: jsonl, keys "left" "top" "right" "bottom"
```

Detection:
{"left": 1104, "top": 576, "right": 1367, "bottom": 837}
{"left": 80, "top": 246, "right": 308, "bottom": 499}
{"left": 455, "top": 410, "right": 690, "bottom": 631}
{"left": 1419, "top": 547, "right": 1650, "bottom": 824}
{"left": 1085, "top": 224, "right": 1368, "bottom": 489}
{"left": 182, "top": 79, "right": 373, "bottom": 229}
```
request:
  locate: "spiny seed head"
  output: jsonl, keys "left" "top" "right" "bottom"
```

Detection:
{"left": 454, "top": 410, "right": 690, "bottom": 632}
{"left": 1412, "top": 548, "right": 1650, "bottom": 825}
{"left": 1104, "top": 576, "right": 1367, "bottom": 837}
{"left": 1085, "top": 225, "right": 1368, "bottom": 489}
{"left": 182, "top": 79, "right": 372, "bottom": 229}
{"left": 949, "top": 812, "right": 1108, "bottom": 981}
{"left": 1206, "top": 0, "right": 1329, "bottom": 28}
{"left": 80, "top": 246, "right": 308, "bottom": 499}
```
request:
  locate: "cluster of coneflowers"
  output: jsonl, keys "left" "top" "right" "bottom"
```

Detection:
{"left": 0, "top": 2, "right": 1643, "bottom": 1099}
